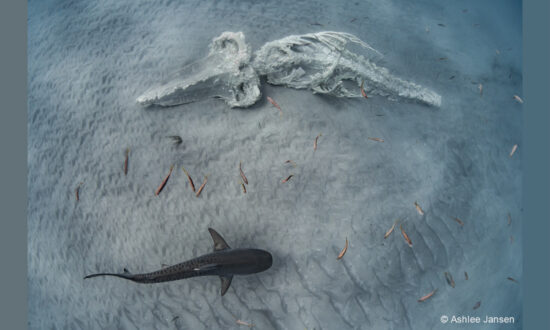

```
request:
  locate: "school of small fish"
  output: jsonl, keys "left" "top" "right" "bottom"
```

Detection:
{"left": 414, "top": 201, "right": 424, "bottom": 216}
{"left": 239, "top": 161, "right": 249, "bottom": 185}
{"left": 195, "top": 175, "right": 208, "bottom": 197}
{"left": 400, "top": 224, "right": 413, "bottom": 247}
{"left": 509, "top": 144, "right": 518, "bottom": 157}
{"left": 168, "top": 135, "right": 183, "bottom": 146}
{"left": 75, "top": 182, "right": 83, "bottom": 202}
{"left": 418, "top": 289, "right": 437, "bottom": 302}
{"left": 337, "top": 238, "right": 348, "bottom": 260}
{"left": 124, "top": 148, "right": 130, "bottom": 175}
{"left": 155, "top": 165, "right": 174, "bottom": 196}
{"left": 452, "top": 217, "right": 464, "bottom": 226}
{"left": 444, "top": 272, "right": 455, "bottom": 288}
{"left": 314, "top": 133, "right": 322, "bottom": 151}
{"left": 360, "top": 80, "right": 368, "bottom": 98}
{"left": 384, "top": 220, "right": 397, "bottom": 239}
{"left": 182, "top": 166, "right": 196, "bottom": 192}
{"left": 281, "top": 174, "right": 294, "bottom": 183}
{"left": 284, "top": 160, "right": 297, "bottom": 167}
{"left": 267, "top": 96, "right": 283, "bottom": 116}
{"left": 236, "top": 319, "right": 254, "bottom": 327}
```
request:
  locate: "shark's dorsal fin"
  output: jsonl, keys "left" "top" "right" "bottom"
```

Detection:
{"left": 208, "top": 228, "right": 231, "bottom": 251}
{"left": 220, "top": 275, "right": 233, "bottom": 296}
{"left": 123, "top": 268, "right": 131, "bottom": 274}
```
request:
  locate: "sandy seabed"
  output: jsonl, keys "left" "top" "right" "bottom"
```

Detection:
{"left": 28, "top": 0, "right": 522, "bottom": 329}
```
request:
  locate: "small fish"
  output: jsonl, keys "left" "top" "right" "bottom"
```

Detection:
{"left": 309, "top": 22, "right": 324, "bottom": 27}
{"left": 452, "top": 217, "right": 464, "bottom": 226}
{"left": 171, "top": 316, "right": 180, "bottom": 322}
{"left": 462, "top": 9, "right": 468, "bottom": 13}
{"left": 449, "top": 75, "right": 455, "bottom": 80}
{"left": 314, "top": 133, "right": 322, "bottom": 151}
{"left": 400, "top": 225, "right": 413, "bottom": 247}
{"left": 284, "top": 160, "right": 297, "bottom": 167}
{"left": 509, "top": 144, "right": 518, "bottom": 157}
{"left": 507, "top": 212, "right": 512, "bottom": 226}
{"left": 168, "top": 135, "right": 183, "bottom": 145}
{"left": 239, "top": 161, "right": 248, "bottom": 185}
{"left": 182, "top": 166, "right": 196, "bottom": 192}
{"left": 195, "top": 175, "right": 208, "bottom": 197}
{"left": 384, "top": 220, "right": 398, "bottom": 239}
{"left": 507, "top": 277, "right": 518, "bottom": 283}
{"left": 417, "top": 289, "right": 437, "bottom": 302}
{"left": 368, "top": 137, "right": 384, "bottom": 142}
{"left": 240, "top": 180, "right": 247, "bottom": 194}
{"left": 444, "top": 272, "right": 456, "bottom": 288}
{"left": 465, "top": 271, "right": 469, "bottom": 280}
{"left": 513, "top": 95, "right": 523, "bottom": 103}
{"left": 337, "top": 237, "right": 348, "bottom": 260}
{"left": 350, "top": 18, "right": 357, "bottom": 23}
{"left": 473, "top": 301, "right": 481, "bottom": 310}
{"left": 75, "top": 182, "right": 83, "bottom": 202}
{"left": 267, "top": 96, "right": 283, "bottom": 116}
{"left": 236, "top": 319, "right": 254, "bottom": 327}
{"left": 438, "top": 57, "right": 448, "bottom": 61}
{"left": 478, "top": 83, "right": 483, "bottom": 96}
{"left": 414, "top": 201, "right": 424, "bottom": 216}
{"left": 510, "top": 235, "right": 514, "bottom": 244}
{"left": 425, "top": 26, "right": 430, "bottom": 33}
{"left": 438, "top": 23, "right": 446, "bottom": 27}
{"left": 495, "top": 49, "right": 500, "bottom": 55}
{"left": 124, "top": 148, "right": 130, "bottom": 175}
{"left": 473, "top": 23, "right": 480, "bottom": 27}
{"left": 282, "top": 174, "right": 294, "bottom": 183}
{"left": 360, "top": 80, "right": 368, "bottom": 98}
{"left": 155, "top": 165, "right": 174, "bottom": 196}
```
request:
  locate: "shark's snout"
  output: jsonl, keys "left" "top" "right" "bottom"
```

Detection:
{"left": 258, "top": 250, "right": 273, "bottom": 271}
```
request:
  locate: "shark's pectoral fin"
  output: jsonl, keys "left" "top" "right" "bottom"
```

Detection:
{"left": 220, "top": 275, "right": 233, "bottom": 296}
{"left": 208, "top": 228, "right": 231, "bottom": 251}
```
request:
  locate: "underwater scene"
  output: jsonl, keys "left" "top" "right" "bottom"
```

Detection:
{"left": 28, "top": 0, "right": 522, "bottom": 329}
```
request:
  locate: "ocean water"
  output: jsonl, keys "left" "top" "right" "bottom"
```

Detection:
{"left": 27, "top": 0, "right": 522, "bottom": 329}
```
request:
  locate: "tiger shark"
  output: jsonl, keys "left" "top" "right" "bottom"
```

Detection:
{"left": 84, "top": 228, "right": 273, "bottom": 296}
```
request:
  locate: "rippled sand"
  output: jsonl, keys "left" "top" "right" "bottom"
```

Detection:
{"left": 28, "top": 0, "right": 522, "bottom": 328}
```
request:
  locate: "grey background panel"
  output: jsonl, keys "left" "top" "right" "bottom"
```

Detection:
{"left": 22, "top": 0, "right": 548, "bottom": 329}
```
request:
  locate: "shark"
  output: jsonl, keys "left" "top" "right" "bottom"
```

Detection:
{"left": 84, "top": 228, "right": 273, "bottom": 296}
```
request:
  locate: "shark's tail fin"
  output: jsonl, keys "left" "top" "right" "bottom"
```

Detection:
{"left": 84, "top": 268, "right": 133, "bottom": 281}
